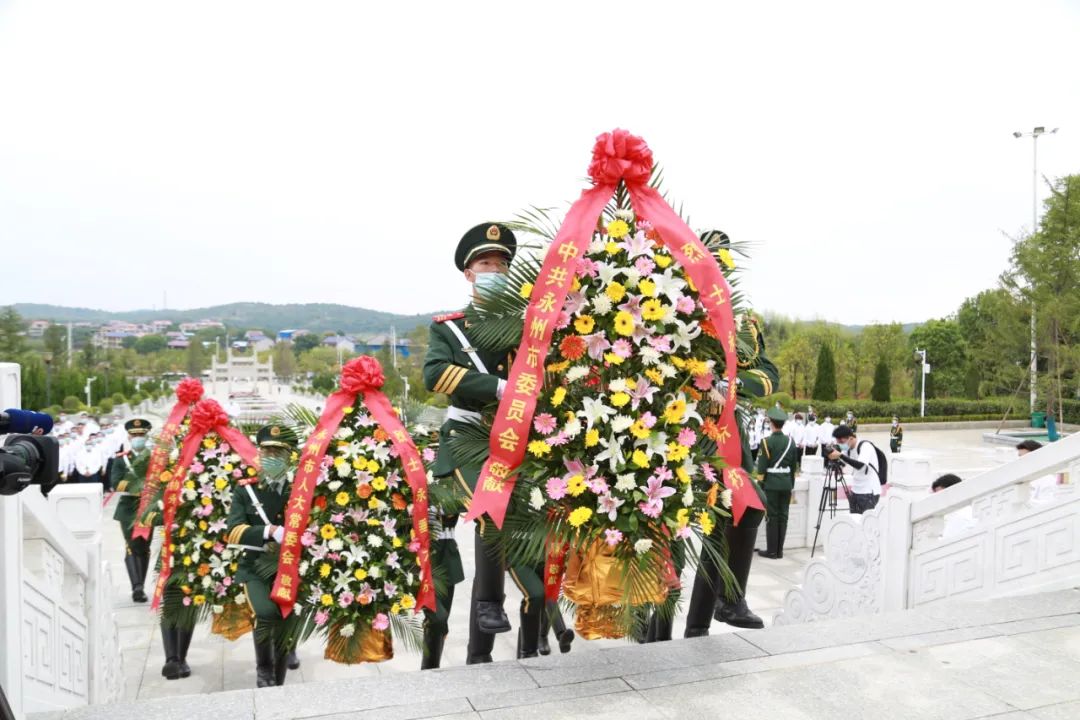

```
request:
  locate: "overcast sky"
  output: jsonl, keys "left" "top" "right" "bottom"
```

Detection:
{"left": 2, "top": 0, "right": 1078, "bottom": 325}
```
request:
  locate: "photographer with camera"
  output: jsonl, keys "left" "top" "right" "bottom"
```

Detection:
{"left": 1, "top": 409, "right": 61, "bottom": 497}
{"left": 826, "top": 425, "right": 882, "bottom": 514}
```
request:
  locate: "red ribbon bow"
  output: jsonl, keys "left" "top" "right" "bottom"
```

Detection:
{"left": 465, "top": 129, "right": 762, "bottom": 529}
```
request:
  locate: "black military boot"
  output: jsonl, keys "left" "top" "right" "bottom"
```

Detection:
{"left": 254, "top": 635, "right": 275, "bottom": 688}
{"left": 176, "top": 627, "right": 194, "bottom": 678}
{"left": 717, "top": 510, "right": 765, "bottom": 629}
{"left": 757, "top": 522, "right": 779, "bottom": 559}
{"left": 645, "top": 610, "right": 674, "bottom": 643}
{"left": 160, "top": 626, "right": 181, "bottom": 680}
{"left": 124, "top": 554, "right": 145, "bottom": 603}
{"left": 777, "top": 519, "right": 787, "bottom": 559}
{"left": 548, "top": 601, "right": 575, "bottom": 653}
{"left": 516, "top": 600, "right": 542, "bottom": 659}
{"left": 538, "top": 611, "right": 551, "bottom": 656}
{"left": 685, "top": 560, "right": 719, "bottom": 638}
{"left": 420, "top": 623, "right": 446, "bottom": 670}
{"left": 473, "top": 533, "right": 510, "bottom": 635}
{"left": 273, "top": 651, "right": 289, "bottom": 686}
{"left": 132, "top": 542, "right": 151, "bottom": 602}
{"left": 717, "top": 598, "right": 765, "bottom": 629}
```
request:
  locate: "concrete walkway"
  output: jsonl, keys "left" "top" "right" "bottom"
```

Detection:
{"left": 50, "top": 588, "right": 1080, "bottom": 719}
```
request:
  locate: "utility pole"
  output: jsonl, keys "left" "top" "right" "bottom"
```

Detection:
{"left": 915, "top": 349, "right": 928, "bottom": 418}
{"left": 85, "top": 376, "right": 97, "bottom": 408}
{"left": 66, "top": 322, "right": 73, "bottom": 368}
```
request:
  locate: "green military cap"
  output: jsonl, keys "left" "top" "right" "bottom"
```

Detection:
{"left": 767, "top": 407, "right": 788, "bottom": 423}
{"left": 256, "top": 424, "right": 298, "bottom": 450}
{"left": 124, "top": 418, "right": 152, "bottom": 435}
{"left": 699, "top": 229, "right": 730, "bottom": 246}
{"left": 454, "top": 222, "right": 517, "bottom": 271}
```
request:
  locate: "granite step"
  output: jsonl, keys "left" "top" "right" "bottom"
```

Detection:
{"left": 39, "top": 588, "right": 1080, "bottom": 720}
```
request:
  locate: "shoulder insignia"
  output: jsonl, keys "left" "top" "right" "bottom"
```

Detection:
{"left": 238, "top": 477, "right": 259, "bottom": 487}
{"left": 434, "top": 312, "right": 465, "bottom": 324}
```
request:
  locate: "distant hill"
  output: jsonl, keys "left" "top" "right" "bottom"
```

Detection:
{"left": 11, "top": 302, "right": 446, "bottom": 335}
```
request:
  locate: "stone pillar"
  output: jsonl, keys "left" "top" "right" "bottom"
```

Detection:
{"left": 0, "top": 496, "right": 24, "bottom": 719}
{"left": 880, "top": 453, "right": 932, "bottom": 612}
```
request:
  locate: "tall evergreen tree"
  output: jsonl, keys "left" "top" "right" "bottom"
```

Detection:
{"left": 0, "top": 306, "right": 27, "bottom": 359}
{"left": 812, "top": 344, "right": 838, "bottom": 401}
{"left": 871, "top": 358, "right": 892, "bottom": 401}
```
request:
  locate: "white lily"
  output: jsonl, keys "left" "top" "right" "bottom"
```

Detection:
{"left": 597, "top": 263, "right": 619, "bottom": 286}
{"left": 579, "top": 396, "right": 616, "bottom": 431}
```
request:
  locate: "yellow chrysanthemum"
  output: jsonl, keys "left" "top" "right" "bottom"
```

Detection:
{"left": 605, "top": 241, "right": 620, "bottom": 255}
{"left": 699, "top": 511, "right": 715, "bottom": 536}
{"left": 670, "top": 356, "right": 686, "bottom": 369}
{"left": 247, "top": 467, "right": 257, "bottom": 476}
{"left": 604, "top": 352, "right": 625, "bottom": 366}
{"left": 718, "top": 248, "right": 736, "bottom": 270}
{"left": 567, "top": 474, "right": 587, "bottom": 497}
{"left": 630, "top": 419, "right": 651, "bottom": 439}
{"left": 400, "top": 594, "right": 416, "bottom": 610}
{"left": 392, "top": 536, "right": 403, "bottom": 548}
{"left": 654, "top": 254, "right": 672, "bottom": 268}
{"left": 366, "top": 518, "right": 381, "bottom": 526}
{"left": 335, "top": 491, "right": 350, "bottom": 506}
{"left": 666, "top": 442, "right": 690, "bottom": 463}
{"left": 223, "top": 463, "right": 234, "bottom": 473}
{"left": 551, "top": 387, "right": 567, "bottom": 407}
{"left": 568, "top": 506, "right": 594, "bottom": 528}
{"left": 367, "top": 460, "right": 381, "bottom": 473}
{"left": 686, "top": 359, "right": 709, "bottom": 377}
{"left": 182, "top": 556, "right": 192, "bottom": 566}
{"left": 321, "top": 594, "right": 333, "bottom": 606}
{"left": 198, "top": 520, "right": 208, "bottom": 531}
{"left": 547, "top": 360, "right": 570, "bottom": 373}
{"left": 519, "top": 282, "right": 534, "bottom": 298}
{"left": 353, "top": 568, "right": 368, "bottom": 581}
{"left": 202, "top": 438, "right": 216, "bottom": 449}
{"left": 320, "top": 524, "right": 336, "bottom": 540}
{"left": 184, "top": 480, "right": 195, "bottom": 490}
{"left": 676, "top": 508, "right": 690, "bottom": 528}
{"left": 606, "top": 283, "right": 626, "bottom": 304}
{"left": 202, "top": 541, "right": 213, "bottom": 550}
{"left": 638, "top": 278, "right": 657, "bottom": 297}
{"left": 584, "top": 429, "right": 600, "bottom": 448}
{"left": 333, "top": 456, "right": 346, "bottom": 467}
{"left": 664, "top": 399, "right": 686, "bottom": 424}
{"left": 572, "top": 276, "right": 582, "bottom": 292}
{"left": 528, "top": 440, "right": 552, "bottom": 457}
{"left": 319, "top": 563, "right": 332, "bottom": 578}
{"left": 614, "top": 311, "right": 635, "bottom": 336}
{"left": 606, "top": 219, "right": 630, "bottom": 238}
{"left": 632, "top": 449, "right": 650, "bottom": 468}
{"left": 371, "top": 476, "right": 388, "bottom": 491}
{"left": 367, "top": 497, "right": 381, "bottom": 510}
{"left": 200, "top": 496, "right": 212, "bottom": 506}
{"left": 574, "top": 315, "right": 595, "bottom": 334}
{"left": 343, "top": 406, "right": 353, "bottom": 414}
{"left": 214, "top": 477, "right": 227, "bottom": 491}
{"left": 610, "top": 392, "right": 630, "bottom": 408}
{"left": 676, "top": 466, "right": 691, "bottom": 485}
{"left": 391, "top": 602, "right": 401, "bottom": 615}
{"left": 352, "top": 458, "right": 366, "bottom": 470}
{"left": 645, "top": 368, "right": 664, "bottom": 385}
{"left": 641, "top": 299, "right": 664, "bottom": 321}
{"left": 193, "top": 595, "right": 206, "bottom": 606}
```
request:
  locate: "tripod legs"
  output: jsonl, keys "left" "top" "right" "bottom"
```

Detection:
{"left": 811, "top": 467, "right": 852, "bottom": 557}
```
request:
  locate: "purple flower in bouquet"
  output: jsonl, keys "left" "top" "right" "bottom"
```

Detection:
{"left": 584, "top": 333, "right": 611, "bottom": 360}
{"left": 213, "top": 542, "right": 225, "bottom": 554}
{"left": 300, "top": 531, "right": 316, "bottom": 547}
{"left": 386, "top": 552, "right": 400, "bottom": 569}
{"left": 678, "top": 428, "right": 697, "bottom": 447}
{"left": 533, "top": 414, "right": 557, "bottom": 435}
{"left": 220, "top": 443, "right": 231, "bottom": 454}
{"left": 383, "top": 581, "right": 397, "bottom": 597}
{"left": 546, "top": 476, "right": 568, "bottom": 500}
{"left": 354, "top": 471, "right": 373, "bottom": 485}
{"left": 208, "top": 518, "right": 228, "bottom": 534}
{"left": 314, "top": 609, "right": 329, "bottom": 626}
{"left": 386, "top": 472, "right": 401, "bottom": 489}
{"left": 620, "top": 231, "right": 652, "bottom": 258}
{"left": 555, "top": 310, "right": 571, "bottom": 330}
{"left": 232, "top": 468, "right": 243, "bottom": 478}
{"left": 190, "top": 461, "right": 205, "bottom": 474}
{"left": 597, "top": 493, "right": 624, "bottom": 521}
{"left": 338, "top": 591, "right": 354, "bottom": 607}
{"left": 604, "top": 528, "right": 624, "bottom": 547}
{"left": 372, "top": 613, "right": 390, "bottom": 631}
{"left": 676, "top": 295, "right": 696, "bottom": 315}
{"left": 647, "top": 335, "right": 672, "bottom": 353}
{"left": 330, "top": 512, "right": 345, "bottom": 524}
{"left": 356, "top": 414, "right": 376, "bottom": 428}
{"left": 422, "top": 447, "right": 436, "bottom": 463}
{"left": 675, "top": 526, "right": 692, "bottom": 540}
{"left": 216, "top": 584, "right": 227, "bottom": 597}
{"left": 635, "top": 256, "right": 656, "bottom": 275}
{"left": 702, "top": 463, "right": 718, "bottom": 483}
{"left": 182, "top": 597, "right": 192, "bottom": 606}
{"left": 639, "top": 475, "right": 676, "bottom": 517}
{"left": 576, "top": 257, "right": 599, "bottom": 278}
{"left": 617, "top": 296, "right": 644, "bottom": 322}
{"left": 628, "top": 381, "right": 658, "bottom": 410}
{"left": 612, "top": 339, "right": 633, "bottom": 360}
{"left": 587, "top": 475, "right": 610, "bottom": 494}
{"left": 548, "top": 431, "right": 570, "bottom": 447}
{"left": 693, "top": 372, "right": 715, "bottom": 391}
{"left": 563, "top": 290, "right": 587, "bottom": 314}
{"left": 641, "top": 411, "right": 658, "bottom": 429}
{"left": 348, "top": 508, "right": 369, "bottom": 523}
{"left": 381, "top": 518, "right": 397, "bottom": 535}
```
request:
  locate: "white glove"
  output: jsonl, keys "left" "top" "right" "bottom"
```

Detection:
{"left": 271, "top": 526, "right": 285, "bottom": 543}
{"left": 496, "top": 379, "right": 507, "bottom": 400}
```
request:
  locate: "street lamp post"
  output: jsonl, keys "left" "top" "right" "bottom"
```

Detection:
{"left": 1012, "top": 126, "right": 1058, "bottom": 413}
{"left": 915, "top": 349, "right": 928, "bottom": 418}
{"left": 85, "top": 377, "right": 97, "bottom": 408}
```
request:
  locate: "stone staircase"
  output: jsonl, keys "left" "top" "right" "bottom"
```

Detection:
{"left": 36, "top": 588, "right": 1080, "bottom": 720}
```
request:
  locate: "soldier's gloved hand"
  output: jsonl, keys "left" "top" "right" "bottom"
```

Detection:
{"left": 272, "top": 526, "right": 285, "bottom": 544}
{"left": 496, "top": 379, "right": 507, "bottom": 400}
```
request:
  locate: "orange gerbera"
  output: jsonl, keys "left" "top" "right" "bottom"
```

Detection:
{"left": 702, "top": 418, "right": 723, "bottom": 442}
{"left": 391, "top": 492, "right": 408, "bottom": 510}
{"left": 373, "top": 428, "right": 389, "bottom": 442}
{"left": 197, "top": 563, "right": 211, "bottom": 577}
{"left": 559, "top": 335, "right": 587, "bottom": 361}
{"left": 700, "top": 318, "right": 720, "bottom": 339}
{"left": 356, "top": 483, "right": 373, "bottom": 499}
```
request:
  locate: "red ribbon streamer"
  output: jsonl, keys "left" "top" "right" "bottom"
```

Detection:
{"left": 465, "top": 129, "right": 763, "bottom": 528}
{"left": 151, "top": 398, "right": 260, "bottom": 610}
{"left": 270, "top": 356, "right": 435, "bottom": 618}
{"left": 132, "top": 378, "right": 203, "bottom": 541}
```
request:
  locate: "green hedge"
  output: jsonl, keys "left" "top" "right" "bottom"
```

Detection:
{"left": 756, "top": 395, "right": 1080, "bottom": 425}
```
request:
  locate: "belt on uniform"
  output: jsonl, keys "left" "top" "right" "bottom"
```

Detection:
{"left": 446, "top": 406, "right": 483, "bottom": 423}
{"left": 228, "top": 544, "right": 266, "bottom": 553}
{"left": 766, "top": 468, "right": 792, "bottom": 474}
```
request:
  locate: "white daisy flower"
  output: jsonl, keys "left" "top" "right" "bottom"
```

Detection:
{"left": 633, "top": 538, "right": 653, "bottom": 555}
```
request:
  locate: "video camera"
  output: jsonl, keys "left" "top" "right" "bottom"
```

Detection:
{"left": 0, "top": 409, "right": 61, "bottom": 497}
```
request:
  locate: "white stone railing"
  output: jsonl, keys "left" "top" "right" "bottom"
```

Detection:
{"left": 774, "top": 432, "right": 1080, "bottom": 625}
{"left": 0, "top": 485, "right": 124, "bottom": 718}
